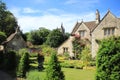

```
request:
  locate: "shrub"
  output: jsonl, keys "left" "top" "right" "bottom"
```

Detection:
{"left": 17, "top": 51, "right": 30, "bottom": 77}
{"left": 60, "top": 60, "right": 84, "bottom": 69}
{"left": 0, "top": 51, "right": 4, "bottom": 69}
{"left": 88, "top": 61, "right": 96, "bottom": 67}
{"left": 81, "top": 46, "right": 92, "bottom": 68}
{"left": 3, "top": 50, "right": 17, "bottom": 71}
{"left": 37, "top": 53, "right": 44, "bottom": 71}
{"left": 46, "top": 52, "right": 65, "bottom": 80}
{"left": 96, "top": 36, "right": 120, "bottom": 80}
{"left": 40, "top": 45, "right": 56, "bottom": 56}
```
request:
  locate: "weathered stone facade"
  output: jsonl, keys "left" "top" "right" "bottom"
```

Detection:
{"left": 91, "top": 11, "right": 120, "bottom": 57}
{"left": 57, "top": 36, "right": 74, "bottom": 57}
{"left": 57, "top": 10, "right": 120, "bottom": 58}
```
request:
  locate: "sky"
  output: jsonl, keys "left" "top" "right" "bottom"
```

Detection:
{"left": 3, "top": 0, "right": 120, "bottom": 33}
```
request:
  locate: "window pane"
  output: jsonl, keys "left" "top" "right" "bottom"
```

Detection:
{"left": 80, "top": 31, "right": 85, "bottom": 37}
{"left": 112, "top": 28, "right": 115, "bottom": 34}
{"left": 104, "top": 29, "right": 107, "bottom": 35}
{"left": 108, "top": 28, "right": 110, "bottom": 35}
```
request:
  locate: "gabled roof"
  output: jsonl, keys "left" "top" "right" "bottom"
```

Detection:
{"left": 84, "top": 21, "right": 97, "bottom": 31}
{"left": 6, "top": 33, "right": 16, "bottom": 42}
{"left": 92, "top": 10, "right": 117, "bottom": 32}
{"left": 71, "top": 21, "right": 97, "bottom": 34}
{"left": 2, "top": 27, "right": 22, "bottom": 44}
{"left": 71, "top": 21, "right": 82, "bottom": 34}
{"left": 2, "top": 32, "right": 16, "bottom": 44}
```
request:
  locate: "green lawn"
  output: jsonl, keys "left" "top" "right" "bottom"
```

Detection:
{"left": 27, "top": 68, "right": 95, "bottom": 80}
{"left": 63, "top": 68, "right": 95, "bottom": 80}
{"left": 29, "top": 56, "right": 95, "bottom": 80}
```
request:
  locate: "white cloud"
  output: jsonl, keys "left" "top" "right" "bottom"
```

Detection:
{"left": 65, "top": 0, "right": 79, "bottom": 4}
{"left": 32, "top": 0, "right": 45, "bottom": 4}
{"left": 23, "top": 8, "right": 41, "bottom": 14}
{"left": 65, "top": 0, "right": 99, "bottom": 5}
{"left": 10, "top": 7, "right": 95, "bottom": 33}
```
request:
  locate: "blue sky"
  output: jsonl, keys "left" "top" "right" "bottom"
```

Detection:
{"left": 3, "top": 0, "right": 120, "bottom": 33}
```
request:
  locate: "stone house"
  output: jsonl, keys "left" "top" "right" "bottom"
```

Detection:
{"left": 57, "top": 10, "right": 120, "bottom": 58}
{"left": 57, "top": 36, "right": 74, "bottom": 57}
{"left": 91, "top": 10, "right": 120, "bottom": 57}
{"left": 2, "top": 27, "right": 26, "bottom": 51}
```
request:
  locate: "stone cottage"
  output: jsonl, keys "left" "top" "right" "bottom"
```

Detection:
{"left": 2, "top": 27, "right": 26, "bottom": 51}
{"left": 57, "top": 10, "right": 120, "bottom": 58}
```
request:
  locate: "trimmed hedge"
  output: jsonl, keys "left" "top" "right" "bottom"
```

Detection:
{"left": 17, "top": 51, "right": 30, "bottom": 77}
{"left": 46, "top": 53, "right": 65, "bottom": 80}
{"left": 96, "top": 37, "right": 120, "bottom": 80}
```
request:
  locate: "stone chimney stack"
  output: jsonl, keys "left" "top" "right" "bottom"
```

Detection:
{"left": 95, "top": 9, "right": 100, "bottom": 24}
{"left": 61, "top": 23, "right": 65, "bottom": 34}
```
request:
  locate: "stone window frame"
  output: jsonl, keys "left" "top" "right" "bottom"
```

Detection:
{"left": 79, "top": 30, "right": 86, "bottom": 37}
{"left": 63, "top": 47, "right": 68, "bottom": 53}
{"left": 103, "top": 27, "right": 115, "bottom": 36}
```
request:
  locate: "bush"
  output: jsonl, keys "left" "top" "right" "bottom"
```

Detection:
{"left": 60, "top": 60, "right": 84, "bottom": 69}
{"left": 40, "top": 45, "right": 56, "bottom": 56}
{"left": 37, "top": 53, "right": 44, "bottom": 71}
{"left": 96, "top": 36, "right": 120, "bottom": 80}
{"left": 0, "top": 31, "right": 6, "bottom": 44}
{"left": 0, "top": 51, "right": 4, "bottom": 69}
{"left": 46, "top": 52, "right": 65, "bottom": 80}
{"left": 17, "top": 51, "right": 30, "bottom": 77}
{"left": 3, "top": 50, "right": 17, "bottom": 71}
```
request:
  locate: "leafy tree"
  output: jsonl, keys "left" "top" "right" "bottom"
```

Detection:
{"left": 96, "top": 36, "right": 120, "bottom": 80}
{"left": 46, "top": 52, "right": 65, "bottom": 80}
{"left": 27, "top": 27, "right": 50, "bottom": 45}
{"left": 0, "top": 1, "right": 18, "bottom": 36}
{"left": 46, "top": 29, "right": 65, "bottom": 48}
{"left": 64, "top": 32, "right": 70, "bottom": 40}
{"left": 0, "top": 31, "right": 6, "bottom": 44}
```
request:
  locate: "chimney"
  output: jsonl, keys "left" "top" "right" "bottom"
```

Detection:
{"left": 95, "top": 9, "right": 100, "bottom": 24}
{"left": 61, "top": 23, "right": 65, "bottom": 34}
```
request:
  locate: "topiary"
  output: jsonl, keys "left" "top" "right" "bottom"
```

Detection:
{"left": 46, "top": 52, "right": 65, "bottom": 80}
{"left": 17, "top": 51, "right": 30, "bottom": 78}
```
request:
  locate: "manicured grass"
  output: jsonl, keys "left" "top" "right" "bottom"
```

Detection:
{"left": 27, "top": 68, "right": 95, "bottom": 80}
{"left": 28, "top": 55, "right": 95, "bottom": 80}
{"left": 27, "top": 70, "right": 46, "bottom": 80}
{"left": 63, "top": 68, "right": 95, "bottom": 80}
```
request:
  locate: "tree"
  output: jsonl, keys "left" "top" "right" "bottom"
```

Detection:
{"left": 0, "top": 1, "right": 18, "bottom": 36}
{"left": 46, "top": 52, "right": 65, "bottom": 80}
{"left": 96, "top": 36, "right": 120, "bottom": 80}
{"left": 0, "top": 31, "right": 6, "bottom": 44}
{"left": 27, "top": 27, "right": 50, "bottom": 45}
{"left": 46, "top": 29, "right": 65, "bottom": 48}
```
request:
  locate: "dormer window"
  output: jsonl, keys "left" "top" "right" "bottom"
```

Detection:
{"left": 79, "top": 30, "right": 85, "bottom": 37}
{"left": 104, "top": 28, "right": 115, "bottom": 36}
